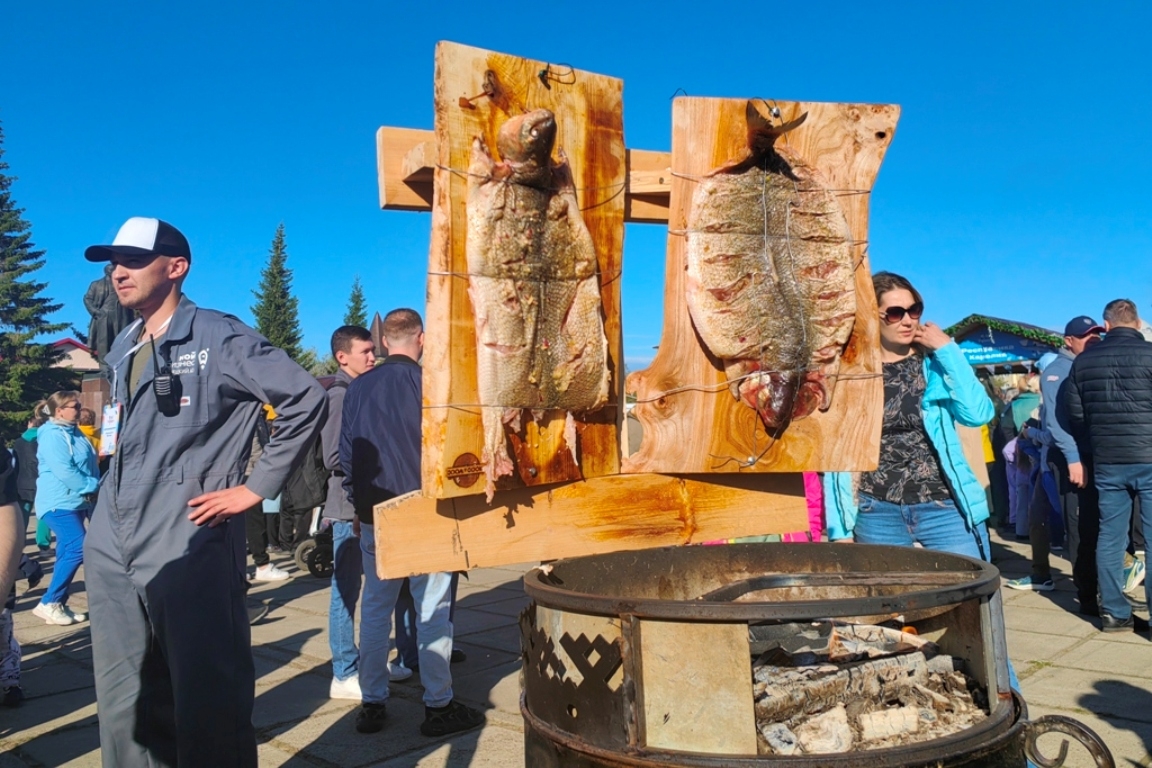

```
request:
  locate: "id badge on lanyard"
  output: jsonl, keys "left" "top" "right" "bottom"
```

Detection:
{"left": 99, "top": 402, "right": 122, "bottom": 457}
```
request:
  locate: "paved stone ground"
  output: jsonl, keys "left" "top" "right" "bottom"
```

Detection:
{"left": 0, "top": 527, "right": 1148, "bottom": 766}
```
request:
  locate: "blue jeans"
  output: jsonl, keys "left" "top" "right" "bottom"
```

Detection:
{"left": 39, "top": 508, "right": 88, "bottom": 606}
{"left": 360, "top": 525, "right": 454, "bottom": 707}
{"left": 395, "top": 572, "right": 460, "bottom": 668}
{"left": 1095, "top": 463, "right": 1152, "bottom": 620}
{"left": 854, "top": 495, "right": 990, "bottom": 559}
{"left": 328, "top": 520, "right": 362, "bottom": 681}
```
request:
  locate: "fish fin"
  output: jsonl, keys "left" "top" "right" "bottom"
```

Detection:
{"left": 564, "top": 411, "right": 578, "bottom": 466}
{"left": 746, "top": 101, "right": 808, "bottom": 140}
{"left": 482, "top": 406, "right": 515, "bottom": 503}
{"left": 470, "top": 136, "right": 495, "bottom": 179}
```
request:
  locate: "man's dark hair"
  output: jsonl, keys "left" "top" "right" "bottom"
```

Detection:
{"left": 1103, "top": 299, "right": 1139, "bottom": 328}
{"left": 330, "top": 325, "right": 372, "bottom": 358}
{"left": 382, "top": 308, "right": 423, "bottom": 346}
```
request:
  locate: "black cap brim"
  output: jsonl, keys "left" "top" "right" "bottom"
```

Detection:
{"left": 84, "top": 244, "right": 161, "bottom": 263}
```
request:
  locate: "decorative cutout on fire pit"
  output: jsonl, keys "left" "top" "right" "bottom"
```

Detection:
{"left": 520, "top": 604, "right": 628, "bottom": 747}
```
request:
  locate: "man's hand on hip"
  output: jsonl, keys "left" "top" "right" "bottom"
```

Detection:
{"left": 1068, "top": 462, "right": 1085, "bottom": 488}
{"left": 188, "top": 486, "right": 264, "bottom": 527}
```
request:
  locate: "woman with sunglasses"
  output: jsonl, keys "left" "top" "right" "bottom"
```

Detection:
{"left": 32, "top": 391, "right": 100, "bottom": 626}
{"left": 824, "top": 272, "right": 995, "bottom": 559}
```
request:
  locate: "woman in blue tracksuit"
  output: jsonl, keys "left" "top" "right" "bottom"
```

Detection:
{"left": 33, "top": 391, "right": 100, "bottom": 626}
{"left": 824, "top": 272, "right": 995, "bottom": 558}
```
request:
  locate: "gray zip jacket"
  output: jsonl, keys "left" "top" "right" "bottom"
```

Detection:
{"left": 321, "top": 368, "right": 354, "bottom": 521}
{"left": 96, "top": 294, "right": 327, "bottom": 524}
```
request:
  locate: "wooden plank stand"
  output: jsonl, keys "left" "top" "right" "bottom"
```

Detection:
{"left": 373, "top": 41, "right": 900, "bottom": 577}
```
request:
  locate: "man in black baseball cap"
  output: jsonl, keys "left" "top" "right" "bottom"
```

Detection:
{"left": 84, "top": 217, "right": 192, "bottom": 263}
{"left": 1063, "top": 315, "right": 1105, "bottom": 339}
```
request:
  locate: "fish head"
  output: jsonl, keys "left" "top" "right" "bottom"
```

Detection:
{"left": 497, "top": 109, "right": 557, "bottom": 166}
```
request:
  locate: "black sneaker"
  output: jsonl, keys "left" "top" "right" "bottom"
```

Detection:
{"left": 420, "top": 700, "right": 485, "bottom": 737}
{"left": 1100, "top": 613, "right": 1150, "bottom": 633}
{"left": 451, "top": 649, "right": 467, "bottom": 664}
{"left": 355, "top": 703, "right": 388, "bottom": 734}
{"left": 2, "top": 686, "right": 24, "bottom": 707}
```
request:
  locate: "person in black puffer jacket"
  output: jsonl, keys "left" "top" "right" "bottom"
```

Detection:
{"left": 1064, "top": 298, "right": 1152, "bottom": 632}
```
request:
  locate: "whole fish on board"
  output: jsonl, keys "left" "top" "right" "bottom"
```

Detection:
{"left": 685, "top": 101, "right": 856, "bottom": 432}
{"left": 467, "top": 109, "right": 610, "bottom": 501}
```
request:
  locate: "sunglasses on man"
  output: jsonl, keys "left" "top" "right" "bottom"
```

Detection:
{"left": 880, "top": 302, "right": 924, "bottom": 324}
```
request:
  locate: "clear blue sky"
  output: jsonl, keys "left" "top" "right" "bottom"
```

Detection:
{"left": 4, "top": 2, "right": 1150, "bottom": 367}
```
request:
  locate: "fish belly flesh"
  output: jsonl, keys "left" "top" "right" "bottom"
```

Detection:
{"left": 685, "top": 147, "right": 855, "bottom": 430}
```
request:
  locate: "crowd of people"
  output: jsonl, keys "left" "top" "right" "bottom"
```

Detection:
{"left": 990, "top": 308, "right": 1151, "bottom": 632}
{"left": 0, "top": 216, "right": 1150, "bottom": 766}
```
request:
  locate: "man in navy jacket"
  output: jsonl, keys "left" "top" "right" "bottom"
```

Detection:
{"left": 339, "top": 308, "right": 484, "bottom": 737}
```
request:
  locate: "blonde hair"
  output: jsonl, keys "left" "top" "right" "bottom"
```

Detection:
{"left": 45, "top": 391, "right": 82, "bottom": 418}
{"left": 30, "top": 400, "right": 49, "bottom": 427}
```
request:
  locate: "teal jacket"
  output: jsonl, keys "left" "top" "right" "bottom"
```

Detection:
{"left": 824, "top": 342, "right": 995, "bottom": 541}
{"left": 35, "top": 420, "right": 100, "bottom": 513}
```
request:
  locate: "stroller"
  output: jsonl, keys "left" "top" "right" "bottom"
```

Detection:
{"left": 293, "top": 509, "right": 334, "bottom": 578}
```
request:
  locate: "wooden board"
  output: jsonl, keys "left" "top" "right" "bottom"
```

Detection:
{"left": 373, "top": 472, "right": 806, "bottom": 578}
{"left": 424, "top": 41, "right": 625, "bottom": 499}
{"left": 623, "top": 97, "right": 900, "bottom": 475}
{"left": 377, "top": 128, "right": 672, "bottom": 223}
{"left": 636, "top": 620, "right": 757, "bottom": 754}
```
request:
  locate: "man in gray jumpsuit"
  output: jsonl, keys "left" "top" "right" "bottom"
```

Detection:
{"left": 82, "top": 217, "right": 327, "bottom": 767}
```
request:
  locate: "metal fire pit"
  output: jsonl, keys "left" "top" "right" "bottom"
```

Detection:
{"left": 519, "top": 543, "right": 1112, "bottom": 767}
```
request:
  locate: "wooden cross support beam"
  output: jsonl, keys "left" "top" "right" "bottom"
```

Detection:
{"left": 376, "top": 126, "right": 672, "bottom": 223}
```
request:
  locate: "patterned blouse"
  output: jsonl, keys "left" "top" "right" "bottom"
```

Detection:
{"left": 858, "top": 354, "right": 951, "bottom": 505}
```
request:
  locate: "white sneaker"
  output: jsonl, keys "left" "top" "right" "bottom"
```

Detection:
{"left": 33, "top": 602, "right": 75, "bottom": 626}
{"left": 389, "top": 662, "right": 413, "bottom": 682}
{"left": 329, "top": 674, "right": 362, "bottom": 700}
{"left": 62, "top": 606, "right": 88, "bottom": 623}
{"left": 254, "top": 564, "right": 290, "bottom": 582}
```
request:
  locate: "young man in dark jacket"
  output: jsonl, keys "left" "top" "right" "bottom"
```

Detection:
{"left": 1064, "top": 299, "right": 1152, "bottom": 632}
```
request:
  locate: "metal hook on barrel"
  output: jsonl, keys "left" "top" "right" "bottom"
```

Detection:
{"left": 1025, "top": 715, "right": 1114, "bottom": 768}
{"left": 538, "top": 62, "right": 575, "bottom": 89}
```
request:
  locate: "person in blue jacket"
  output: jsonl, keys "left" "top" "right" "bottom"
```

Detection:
{"left": 32, "top": 391, "right": 100, "bottom": 626}
{"left": 824, "top": 272, "right": 995, "bottom": 558}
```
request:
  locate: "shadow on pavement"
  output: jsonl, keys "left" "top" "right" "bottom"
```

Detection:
{"left": 289, "top": 575, "right": 526, "bottom": 768}
{"left": 1078, "top": 679, "right": 1152, "bottom": 765}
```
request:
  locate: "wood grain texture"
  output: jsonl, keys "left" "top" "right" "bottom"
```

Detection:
{"left": 373, "top": 472, "right": 806, "bottom": 578}
{"left": 637, "top": 620, "right": 757, "bottom": 754}
{"left": 379, "top": 126, "right": 672, "bottom": 222}
{"left": 623, "top": 98, "right": 899, "bottom": 475}
{"left": 423, "top": 41, "right": 625, "bottom": 500}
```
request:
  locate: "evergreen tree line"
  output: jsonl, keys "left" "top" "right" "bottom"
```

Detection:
{"left": 250, "top": 222, "right": 368, "bottom": 376}
{"left": 0, "top": 121, "right": 369, "bottom": 439}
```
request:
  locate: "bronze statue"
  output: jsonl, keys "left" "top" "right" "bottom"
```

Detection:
{"left": 85, "top": 264, "right": 136, "bottom": 366}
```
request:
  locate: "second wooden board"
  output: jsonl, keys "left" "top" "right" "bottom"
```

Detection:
{"left": 624, "top": 97, "right": 899, "bottom": 474}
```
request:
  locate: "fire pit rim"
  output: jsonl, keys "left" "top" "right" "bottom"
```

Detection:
{"left": 524, "top": 543, "right": 1001, "bottom": 621}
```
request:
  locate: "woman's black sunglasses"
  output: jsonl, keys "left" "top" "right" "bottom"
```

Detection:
{"left": 881, "top": 302, "right": 924, "bottom": 323}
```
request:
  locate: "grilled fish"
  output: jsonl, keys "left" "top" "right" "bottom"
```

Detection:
{"left": 467, "top": 109, "right": 609, "bottom": 500}
{"left": 686, "top": 102, "right": 856, "bottom": 431}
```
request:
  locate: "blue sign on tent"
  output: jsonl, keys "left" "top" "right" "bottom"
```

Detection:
{"left": 956, "top": 328, "right": 1055, "bottom": 366}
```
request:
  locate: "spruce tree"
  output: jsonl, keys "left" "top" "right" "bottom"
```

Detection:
{"left": 0, "top": 122, "right": 69, "bottom": 439}
{"left": 251, "top": 223, "right": 304, "bottom": 362}
{"left": 344, "top": 275, "right": 368, "bottom": 327}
